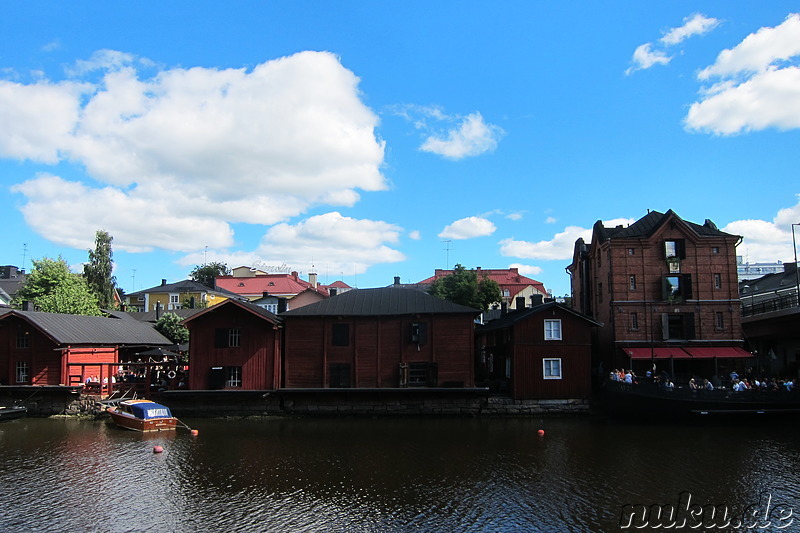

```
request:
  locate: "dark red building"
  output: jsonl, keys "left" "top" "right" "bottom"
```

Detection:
{"left": 476, "top": 302, "right": 601, "bottom": 400}
{"left": 182, "top": 299, "right": 281, "bottom": 390}
{"left": 567, "top": 209, "right": 751, "bottom": 383}
{"left": 281, "top": 287, "right": 479, "bottom": 388}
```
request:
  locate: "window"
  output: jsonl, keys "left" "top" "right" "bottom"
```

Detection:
{"left": 715, "top": 312, "right": 724, "bottom": 329}
{"left": 228, "top": 328, "right": 241, "bottom": 347}
{"left": 169, "top": 294, "right": 179, "bottom": 305}
{"left": 629, "top": 275, "right": 637, "bottom": 291}
{"left": 663, "top": 275, "right": 693, "bottom": 302}
{"left": 630, "top": 312, "right": 639, "bottom": 331}
{"left": 215, "top": 328, "right": 241, "bottom": 348}
{"left": 544, "top": 319, "right": 562, "bottom": 340}
{"left": 664, "top": 239, "right": 685, "bottom": 259}
{"left": 543, "top": 358, "right": 562, "bottom": 380}
{"left": 225, "top": 366, "right": 242, "bottom": 387}
{"left": 714, "top": 273, "right": 722, "bottom": 289}
{"left": 261, "top": 303, "right": 278, "bottom": 313}
{"left": 16, "top": 331, "right": 29, "bottom": 349}
{"left": 408, "top": 362, "right": 437, "bottom": 386}
{"left": 598, "top": 283, "right": 603, "bottom": 304}
{"left": 503, "top": 289, "right": 511, "bottom": 298}
{"left": 627, "top": 248, "right": 635, "bottom": 256}
{"left": 16, "top": 362, "right": 29, "bottom": 383}
{"left": 712, "top": 247, "right": 720, "bottom": 254}
{"left": 411, "top": 322, "right": 428, "bottom": 345}
{"left": 332, "top": 323, "right": 350, "bottom": 346}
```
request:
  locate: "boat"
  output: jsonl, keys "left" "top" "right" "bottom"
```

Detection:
{"left": 0, "top": 406, "right": 27, "bottom": 421}
{"left": 107, "top": 399, "right": 179, "bottom": 432}
{"left": 602, "top": 380, "right": 800, "bottom": 420}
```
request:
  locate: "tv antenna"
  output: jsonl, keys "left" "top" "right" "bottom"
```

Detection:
{"left": 22, "top": 243, "right": 28, "bottom": 271}
{"left": 442, "top": 240, "right": 452, "bottom": 268}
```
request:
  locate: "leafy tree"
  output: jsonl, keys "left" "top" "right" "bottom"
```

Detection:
{"left": 427, "top": 264, "right": 502, "bottom": 311}
{"left": 190, "top": 261, "right": 231, "bottom": 288}
{"left": 181, "top": 296, "right": 208, "bottom": 310}
{"left": 84, "top": 230, "right": 117, "bottom": 309}
{"left": 14, "top": 257, "right": 102, "bottom": 316}
{"left": 154, "top": 312, "right": 190, "bottom": 345}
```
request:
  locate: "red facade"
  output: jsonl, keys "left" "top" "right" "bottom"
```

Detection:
{"left": 183, "top": 300, "right": 281, "bottom": 390}
{"left": 283, "top": 314, "right": 475, "bottom": 388}
{"left": 477, "top": 304, "right": 599, "bottom": 400}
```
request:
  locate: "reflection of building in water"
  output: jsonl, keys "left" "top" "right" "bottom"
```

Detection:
{"left": 737, "top": 256, "right": 786, "bottom": 281}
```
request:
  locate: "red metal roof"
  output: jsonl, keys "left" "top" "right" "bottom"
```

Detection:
{"left": 417, "top": 268, "right": 547, "bottom": 297}
{"left": 683, "top": 347, "right": 753, "bottom": 359}
{"left": 216, "top": 274, "right": 327, "bottom": 298}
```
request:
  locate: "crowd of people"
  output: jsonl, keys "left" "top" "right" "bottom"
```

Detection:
{"left": 608, "top": 367, "right": 798, "bottom": 393}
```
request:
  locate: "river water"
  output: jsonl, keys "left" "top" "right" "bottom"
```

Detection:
{"left": 2, "top": 415, "right": 800, "bottom": 532}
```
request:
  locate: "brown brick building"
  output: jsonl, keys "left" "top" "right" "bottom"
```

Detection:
{"left": 567, "top": 210, "right": 752, "bottom": 384}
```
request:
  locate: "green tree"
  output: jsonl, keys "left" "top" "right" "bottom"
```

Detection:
{"left": 84, "top": 230, "right": 117, "bottom": 309}
{"left": 154, "top": 312, "right": 190, "bottom": 345}
{"left": 190, "top": 261, "right": 231, "bottom": 288}
{"left": 14, "top": 257, "right": 102, "bottom": 316}
{"left": 427, "top": 264, "right": 502, "bottom": 311}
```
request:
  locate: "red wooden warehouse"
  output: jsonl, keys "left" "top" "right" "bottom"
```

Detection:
{"left": 182, "top": 299, "right": 281, "bottom": 390}
{"left": 0, "top": 308, "right": 171, "bottom": 392}
{"left": 476, "top": 302, "right": 601, "bottom": 400}
{"left": 281, "top": 287, "right": 480, "bottom": 388}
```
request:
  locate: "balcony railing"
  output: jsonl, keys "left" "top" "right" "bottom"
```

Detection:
{"left": 741, "top": 292, "right": 800, "bottom": 317}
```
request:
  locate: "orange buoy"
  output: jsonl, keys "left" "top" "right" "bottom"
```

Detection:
{"left": 153, "top": 445, "right": 164, "bottom": 453}
{"left": 190, "top": 429, "right": 199, "bottom": 436}
{"left": 537, "top": 429, "right": 545, "bottom": 436}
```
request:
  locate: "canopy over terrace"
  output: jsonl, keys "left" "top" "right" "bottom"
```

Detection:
{"left": 622, "top": 346, "right": 755, "bottom": 385}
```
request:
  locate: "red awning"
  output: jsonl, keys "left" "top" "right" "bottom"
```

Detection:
{"left": 624, "top": 347, "right": 690, "bottom": 359}
{"left": 683, "top": 347, "right": 754, "bottom": 359}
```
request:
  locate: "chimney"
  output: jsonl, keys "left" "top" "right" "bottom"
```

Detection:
{"left": 155, "top": 301, "right": 162, "bottom": 319}
{"left": 22, "top": 300, "right": 33, "bottom": 312}
{"left": 531, "top": 294, "right": 544, "bottom": 306}
{"left": 515, "top": 296, "right": 526, "bottom": 310}
{"left": 291, "top": 271, "right": 298, "bottom": 280}
{"left": 500, "top": 302, "right": 507, "bottom": 316}
{"left": 161, "top": 279, "right": 167, "bottom": 286}
{"left": 394, "top": 276, "right": 401, "bottom": 286}
{"left": 309, "top": 272, "right": 318, "bottom": 288}
{"left": 277, "top": 298, "right": 288, "bottom": 314}
{"left": 263, "top": 291, "right": 270, "bottom": 298}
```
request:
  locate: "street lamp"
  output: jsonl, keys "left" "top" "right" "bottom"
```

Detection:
{"left": 793, "top": 224, "right": 800, "bottom": 308}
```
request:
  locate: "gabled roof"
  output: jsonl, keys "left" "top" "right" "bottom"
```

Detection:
{"left": 0, "top": 308, "right": 172, "bottom": 346}
{"left": 593, "top": 209, "right": 739, "bottom": 244}
{"left": 478, "top": 302, "right": 603, "bottom": 332}
{"left": 182, "top": 298, "right": 281, "bottom": 325}
{"left": 281, "top": 287, "right": 480, "bottom": 317}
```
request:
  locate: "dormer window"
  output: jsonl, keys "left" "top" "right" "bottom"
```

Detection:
{"left": 238, "top": 282, "right": 245, "bottom": 287}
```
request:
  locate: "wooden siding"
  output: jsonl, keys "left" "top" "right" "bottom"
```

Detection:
{"left": 186, "top": 305, "right": 279, "bottom": 390}
{"left": 0, "top": 316, "right": 63, "bottom": 385}
{"left": 283, "top": 314, "right": 475, "bottom": 389}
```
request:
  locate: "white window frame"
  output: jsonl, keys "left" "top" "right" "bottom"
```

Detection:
{"left": 228, "top": 328, "right": 241, "bottom": 348}
{"left": 543, "top": 358, "right": 562, "bottom": 380}
{"left": 16, "top": 361, "right": 29, "bottom": 383}
{"left": 225, "top": 366, "right": 242, "bottom": 387}
{"left": 544, "top": 319, "right": 562, "bottom": 341}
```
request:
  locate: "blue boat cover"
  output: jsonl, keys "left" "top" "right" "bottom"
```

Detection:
{"left": 128, "top": 402, "right": 173, "bottom": 420}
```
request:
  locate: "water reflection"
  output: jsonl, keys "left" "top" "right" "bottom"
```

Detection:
{"left": 1, "top": 417, "right": 800, "bottom": 532}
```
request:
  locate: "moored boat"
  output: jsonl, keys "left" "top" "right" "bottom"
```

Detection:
{"left": 0, "top": 406, "right": 27, "bottom": 421}
{"left": 602, "top": 380, "right": 800, "bottom": 420}
{"left": 107, "top": 399, "right": 178, "bottom": 432}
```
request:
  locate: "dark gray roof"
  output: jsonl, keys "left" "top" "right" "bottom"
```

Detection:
{"left": 281, "top": 287, "right": 479, "bottom": 317}
{"left": 594, "top": 210, "right": 739, "bottom": 243}
{"left": 183, "top": 298, "right": 281, "bottom": 325}
{"left": 0, "top": 308, "right": 172, "bottom": 346}
{"left": 127, "top": 279, "right": 244, "bottom": 300}
{"left": 478, "top": 302, "right": 603, "bottom": 332}
{"left": 112, "top": 308, "right": 206, "bottom": 323}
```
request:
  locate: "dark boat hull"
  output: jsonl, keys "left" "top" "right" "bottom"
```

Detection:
{"left": 0, "top": 406, "right": 28, "bottom": 421}
{"left": 602, "top": 381, "right": 800, "bottom": 420}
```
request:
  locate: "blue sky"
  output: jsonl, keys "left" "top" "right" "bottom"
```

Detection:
{"left": 2, "top": 3, "right": 800, "bottom": 298}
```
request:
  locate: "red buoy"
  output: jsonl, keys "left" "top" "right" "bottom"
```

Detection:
{"left": 190, "top": 429, "right": 199, "bottom": 436}
{"left": 537, "top": 429, "right": 545, "bottom": 436}
{"left": 153, "top": 446, "right": 164, "bottom": 453}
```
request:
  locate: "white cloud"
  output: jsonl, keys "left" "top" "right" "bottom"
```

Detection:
{"left": 687, "top": 14, "right": 800, "bottom": 134}
{"left": 545, "top": 216, "right": 557, "bottom": 224}
{"left": 408, "top": 230, "right": 422, "bottom": 240}
{"left": 660, "top": 13, "right": 720, "bottom": 46}
{"left": 421, "top": 112, "right": 503, "bottom": 159}
{"left": 438, "top": 216, "right": 497, "bottom": 240}
{"left": 626, "top": 13, "right": 719, "bottom": 75}
{"left": 722, "top": 197, "right": 800, "bottom": 262}
{"left": 4, "top": 50, "right": 387, "bottom": 252}
{"left": 508, "top": 263, "right": 543, "bottom": 276}
{"left": 507, "top": 212, "right": 524, "bottom": 221}
{"left": 499, "top": 218, "right": 635, "bottom": 260}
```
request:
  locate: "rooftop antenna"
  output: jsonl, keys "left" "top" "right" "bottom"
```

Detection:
{"left": 204, "top": 246, "right": 208, "bottom": 265}
{"left": 442, "top": 240, "right": 452, "bottom": 268}
{"left": 22, "top": 243, "right": 28, "bottom": 271}
{"left": 132, "top": 269, "right": 136, "bottom": 293}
